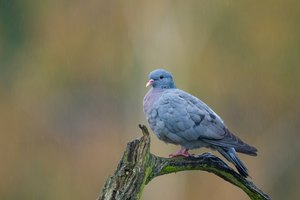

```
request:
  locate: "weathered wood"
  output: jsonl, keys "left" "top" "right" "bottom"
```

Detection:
{"left": 97, "top": 125, "right": 271, "bottom": 200}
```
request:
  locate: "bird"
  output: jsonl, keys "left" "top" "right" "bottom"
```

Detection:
{"left": 143, "top": 69, "right": 257, "bottom": 177}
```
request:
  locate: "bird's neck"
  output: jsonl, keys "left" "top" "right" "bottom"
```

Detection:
{"left": 155, "top": 84, "right": 176, "bottom": 89}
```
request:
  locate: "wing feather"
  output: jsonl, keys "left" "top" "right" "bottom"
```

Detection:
{"left": 156, "top": 89, "right": 227, "bottom": 142}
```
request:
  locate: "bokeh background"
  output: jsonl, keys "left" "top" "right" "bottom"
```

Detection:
{"left": 1, "top": 0, "right": 300, "bottom": 199}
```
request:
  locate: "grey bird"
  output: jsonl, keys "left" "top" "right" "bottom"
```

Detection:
{"left": 143, "top": 69, "right": 257, "bottom": 177}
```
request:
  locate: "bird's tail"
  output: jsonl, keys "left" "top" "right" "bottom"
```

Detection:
{"left": 235, "top": 143, "right": 257, "bottom": 156}
{"left": 218, "top": 147, "right": 249, "bottom": 177}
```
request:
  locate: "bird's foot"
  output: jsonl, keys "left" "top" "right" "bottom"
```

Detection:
{"left": 169, "top": 148, "right": 191, "bottom": 158}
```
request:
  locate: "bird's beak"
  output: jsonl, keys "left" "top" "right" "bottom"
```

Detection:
{"left": 146, "top": 79, "right": 154, "bottom": 87}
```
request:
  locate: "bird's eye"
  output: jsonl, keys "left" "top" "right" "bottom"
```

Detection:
{"left": 159, "top": 75, "right": 164, "bottom": 79}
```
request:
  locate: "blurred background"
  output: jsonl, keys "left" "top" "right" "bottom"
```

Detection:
{"left": 0, "top": 0, "right": 299, "bottom": 199}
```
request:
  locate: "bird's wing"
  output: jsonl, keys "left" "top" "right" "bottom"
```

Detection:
{"left": 156, "top": 89, "right": 228, "bottom": 142}
{"left": 156, "top": 90, "right": 257, "bottom": 154}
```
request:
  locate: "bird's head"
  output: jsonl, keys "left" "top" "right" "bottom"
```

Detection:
{"left": 146, "top": 69, "right": 176, "bottom": 89}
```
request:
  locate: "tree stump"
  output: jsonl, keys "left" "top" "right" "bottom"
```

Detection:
{"left": 97, "top": 125, "right": 271, "bottom": 200}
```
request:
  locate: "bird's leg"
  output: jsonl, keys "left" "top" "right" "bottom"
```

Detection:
{"left": 169, "top": 148, "right": 191, "bottom": 158}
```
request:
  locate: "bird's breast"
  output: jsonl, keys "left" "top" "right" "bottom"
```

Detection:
{"left": 143, "top": 88, "right": 165, "bottom": 114}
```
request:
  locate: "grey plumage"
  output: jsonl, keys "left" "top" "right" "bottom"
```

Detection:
{"left": 143, "top": 69, "right": 257, "bottom": 177}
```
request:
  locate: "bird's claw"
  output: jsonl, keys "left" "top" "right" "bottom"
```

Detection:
{"left": 169, "top": 148, "right": 191, "bottom": 158}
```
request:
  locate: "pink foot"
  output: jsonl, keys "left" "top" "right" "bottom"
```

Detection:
{"left": 169, "top": 148, "right": 190, "bottom": 158}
